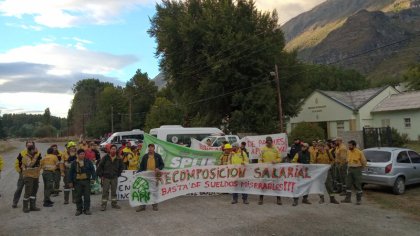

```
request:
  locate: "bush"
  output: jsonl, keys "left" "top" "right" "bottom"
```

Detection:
{"left": 289, "top": 122, "right": 325, "bottom": 144}
{"left": 391, "top": 128, "right": 409, "bottom": 147}
{"left": 33, "top": 125, "right": 57, "bottom": 138}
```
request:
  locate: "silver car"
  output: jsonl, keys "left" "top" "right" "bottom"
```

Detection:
{"left": 362, "top": 148, "right": 420, "bottom": 195}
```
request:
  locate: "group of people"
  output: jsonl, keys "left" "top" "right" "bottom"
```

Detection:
{"left": 7, "top": 135, "right": 366, "bottom": 216}
{"left": 10, "top": 140, "right": 163, "bottom": 216}
{"left": 219, "top": 136, "right": 367, "bottom": 206}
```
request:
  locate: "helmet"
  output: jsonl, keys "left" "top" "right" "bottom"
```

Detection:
{"left": 224, "top": 144, "right": 232, "bottom": 149}
{"left": 67, "top": 141, "right": 76, "bottom": 148}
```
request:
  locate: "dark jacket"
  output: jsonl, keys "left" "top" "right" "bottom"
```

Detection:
{"left": 139, "top": 153, "right": 164, "bottom": 172}
{"left": 69, "top": 159, "right": 96, "bottom": 183}
{"left": 96, "top": 154, "right": 124, "bottom": 179}
{"left": 289, "top": 143, "right": 302, "bottom": 160}
{"left": 296, "top": 150, "right": 311, "bottom": 164}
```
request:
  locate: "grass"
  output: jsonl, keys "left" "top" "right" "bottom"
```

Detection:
{"left": 365, "top": 184, "right": 420, "bottom": 219}
{"left": 0, "top": 140, "right": 17, "bottom": 153}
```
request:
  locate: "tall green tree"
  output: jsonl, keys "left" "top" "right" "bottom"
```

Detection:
{"left": 43, "top": 108, "right": 51, "bottom": 125}
{"left": 0, "top": 115, "right": 6, "bottom": 139}
{"left": 149, "top": 0, "right": 286, "bottom": 133}
{"left": 404, "top": 64, "right": 420, "bottom": 90}
{"left": 144, "top": 97, "right": 184, "bottom": 132}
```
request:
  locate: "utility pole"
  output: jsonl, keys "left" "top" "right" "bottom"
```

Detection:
{"left": 274, "top": 64, "right": 284, "bottom": 132}
{"left": 111, "top": 106, "right": 114, "bottom": 133}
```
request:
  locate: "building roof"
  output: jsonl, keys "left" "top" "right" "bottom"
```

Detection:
{"left": 372, "top": 90, "right": 420, "bottom": 112}
{"left": 317, "top": 86, "right": 388, "bottom": 111}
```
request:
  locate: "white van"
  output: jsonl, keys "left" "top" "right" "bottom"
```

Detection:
{"left": 201, "top": 135, "right": 241, "bottom": 147}
{"left": 99, "top": 129, "right": 144, "bottom": 151}
{"left": 149, "top": 125, "right": 223, "bottom": 147}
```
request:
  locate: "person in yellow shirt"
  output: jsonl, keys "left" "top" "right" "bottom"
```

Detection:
{"left": 136, "top": 144, "right": 164, "bottom": 212}
{"left": 21, "top": 145, "right": 42, "bottom": 213}
{"left": 341, "top": 140, "right": 367, "bottom": 205}
{"left": 230, "top": 143, "right": 249, "bottom": 204}
{"left": 126, "top": 146, "right": 140, "bottom": 171}
{"left": 219, "top": 144, "right": 232, "bottom": 165}
{"left": 335, "top": 137, "right": 348, "bottom": 196}
{"left": 313, "top": 143, "right": 339, "bottom": 205}
{"left": 40, "top": 147, "right": 61, "bottom": 207}
{"left": 258, "top": 136, "right": 282, "bottom": 205}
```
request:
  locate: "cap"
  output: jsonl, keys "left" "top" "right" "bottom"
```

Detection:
{"left": 224, "top": 144, "right": 232, "bottom": 149}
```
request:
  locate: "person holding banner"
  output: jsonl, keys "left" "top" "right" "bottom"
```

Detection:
{"left": 219, "top": 144, "right": 233, "bottom": 165}
{"left": 313, "top": 143, "right": 340, "bottom": 205}
{"left": 258, "top": 136, "right": 282, "bottom": 205}
{"left": 136, "top": 143, "right": 164, "bottom": 212}
{"left": 97, "top": 145, "right": 124, "bottom": 211}
{"left": 291, "top": 143, "right": 312, "bottom": 206}
{"left": 230, "top": 143, "right": 249, "bottom": 204}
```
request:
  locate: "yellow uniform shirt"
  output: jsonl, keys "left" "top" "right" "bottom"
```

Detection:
{"left": 230, "top": 150, "right": 249, "bottom": 165}
{"left": 127, "top": 152, "right": 139, "bottom": 170}
{"left": 314, "top": 151, "right": 333, "bottom": 165}
{"left": 21, "top": 155, "right": 41, "bottom": 178}
{"left": 41, "top": 154, "right": 59, "bottom": 171}
{"left": 335, "top": 144, "right": 348, "bottom": 164}
{"left": 147, "top": 155, "right": 156, "bottom": 171}
{"left": 347, "top": 148, "right": 367, "bottom": 168}
{"left": 219, "top": 153, "right": 231, "bottom": 165}
{"left": 259, "top": 146, "right": 281, "bottom": 163}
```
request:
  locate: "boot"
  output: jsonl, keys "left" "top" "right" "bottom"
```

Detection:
{"left": 152, "top": 204, "right": 158, "bottom": 211}
{"left": 64, "top": 191, "right": 70, "bottom": 204}
{"left": 330, "top": 196, "right": 340, "bottom": 204}
{"left": 302, "top": 197, "right": 311, "bottom": 204}
{"left": 71, "top": 190, "right": 76, "bottom": 204}
{"left": 356, "top": 192, "right": 362, "bottom": 205}
{"left": 12, "top": 202, "right": 18, "bottom": 208}
{"left": 84, "top": 210, "right": 92, "bottom": 215}
{"left": 341, "top": 192, "right": 352, "bottom": 203}
{"left": 258, "top": 196, "right": 263, "bottom": 205}
{"left": 136, "top": 205, "right": 146, "bottom": 212}
{"left": 75, "top": 210, "right": 82, "bottom": 216}
{"left": 339, "top": 186, "right": 347, "bottom": 196}
{"left": 231, "top": 199, "right": 238, "bottom": 204}
{"left": 276, "top": 197, "right": 282, "bottom": 205}
{"left": 319, "top": 195, "right": 325, "bottom": 204}
{"left": 292, "top": 198, "right": 298, "bottom": 207}
{"left": 101, "top": 202, "right": 107, "bottom": 211}
{"left": 243, "top": 199, "right": 249, "bottom": 204}
{"left": 111, "top": 201, "right": 121, "bottom": 209}
{"left": 23, "top": 200, "right": 30, "bottom": 213}
{"left": 30, "top": 198, "right": 41, "bottom": 211}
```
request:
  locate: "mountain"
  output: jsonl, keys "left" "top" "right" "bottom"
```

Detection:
{"left": 282, "top": 0, "right": 419, "bottom": 81}
{"left": 152, "top": 73, "right": 167, "bottom": 89}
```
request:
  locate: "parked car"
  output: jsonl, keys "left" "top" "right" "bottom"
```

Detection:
{"left": 99, "top": 129, "right": 144, "bottom": 151}
{"left": 362, "top": 147, "right": 420, "bottom": 195}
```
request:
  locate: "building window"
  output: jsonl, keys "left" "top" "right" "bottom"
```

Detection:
{"left": 381, "top": 119, "right": 390, "bottom": 127}
{"left": 404, "top": 118, "right": 411, "bottom": 128}
{"left": 337, "top": 121, "right": 345, "bottom": 132}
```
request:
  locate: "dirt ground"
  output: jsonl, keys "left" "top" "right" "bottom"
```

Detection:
{"left": 1, "top": 141, "right": 420, "bottom": 236}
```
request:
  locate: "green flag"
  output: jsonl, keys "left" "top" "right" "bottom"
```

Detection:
{"left": 140, "top": 133, "right": 222, "bottom": 169}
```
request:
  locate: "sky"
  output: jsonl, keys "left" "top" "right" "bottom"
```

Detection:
{"left": 0, "top": 0, "right": 325, "bottom": 118}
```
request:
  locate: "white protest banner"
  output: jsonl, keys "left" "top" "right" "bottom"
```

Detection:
{"left": 241, "top": 133, "right": 288, "bottom": 160}
{"left": 117, "top": 170, "right": 136, "bottom": 200}
{"left": 129, "top": 163, "right": 329, "bottom": 206}
{"left": 190, "top": 138, "right": 222, "bottom": 151}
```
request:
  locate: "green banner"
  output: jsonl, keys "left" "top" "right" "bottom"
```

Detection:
{"left": 140, "top": 133, "right": 222, "bottom": 169}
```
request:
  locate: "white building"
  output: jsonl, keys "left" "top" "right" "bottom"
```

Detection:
{"left": 372, "top": 91, "right": 420, "bottom": 141}
{"left": 287, "top": 86, "right": 399, "bottom": 138}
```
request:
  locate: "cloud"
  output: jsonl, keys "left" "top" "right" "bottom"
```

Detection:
{"left": 0, "top": 0, "right": 157, "bottom": 28}
{"left": 5, "top": 22, "right": 43, "bottom": 31}
{"left": 255, "top": 0, "right": 326, "bottom": 24}
{"left": 0, "top": 43, "right": 137, "bottom": 75}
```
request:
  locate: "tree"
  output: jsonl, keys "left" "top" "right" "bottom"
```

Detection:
{"left": 404, "top": 64, "right": 420, "bottom": 90}
{"left": 0, "top": 115, "right": 6, "bottom": 139}
{"left": 43, "top": 108, "right": 51, "bottom": 125}
{"left": 144, "top": 97, "right": 184, "bottom": 132}
{"left": 149, "top": 0, "right": 286, "bottom": 133}
{"left": 289, "top": 122, "right": 325, "bottom": 144}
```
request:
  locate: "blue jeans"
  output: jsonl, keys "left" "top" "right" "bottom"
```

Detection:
{"left": 233, "top": 193, "right": 248, "bottom": 201}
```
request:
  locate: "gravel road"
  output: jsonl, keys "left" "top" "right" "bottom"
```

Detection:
{"left": 0, "top": 141, "right": 419, "bottom": 236}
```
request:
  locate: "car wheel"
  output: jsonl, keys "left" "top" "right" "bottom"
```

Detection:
{"left": 393, "top": 177, "right": 405, "bottom": 195}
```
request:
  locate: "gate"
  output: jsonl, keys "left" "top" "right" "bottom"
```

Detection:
{"left": 363, "top": 127, "right": 392, "bottom": 148}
